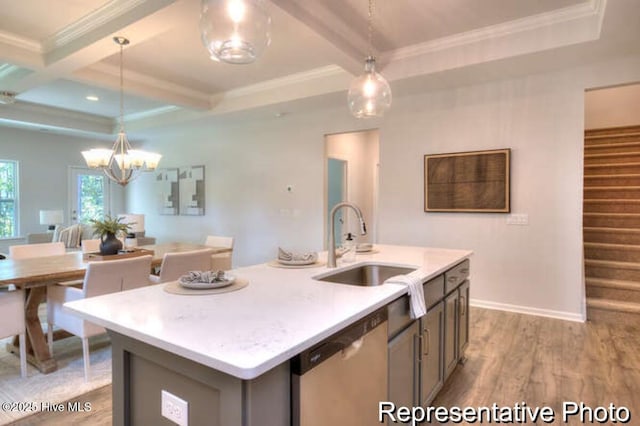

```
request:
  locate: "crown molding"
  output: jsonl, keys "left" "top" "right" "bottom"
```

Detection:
{"left": 76, "top": 62, "right": 211, "bottom": 110}
{"left": 0, "top": 100, "right": 113, "bottom": 135}
{"left": 384, "top": 0, "right": 606, "bottom": 63}
{"left": 0, "top": 30, "right": 42, "bottom": 53}
{"left": 41, "top": 0, "right": 155, "bottom": 53}
{"left": 222, "top": 65, "right": 346, "bottom": 99}
{"left": 0, "top": 64, "right": 21, "bottom": 80}
{"left": 124, "top": 105, "right": 181, "bottom": 122}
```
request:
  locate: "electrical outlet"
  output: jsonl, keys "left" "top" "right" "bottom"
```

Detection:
{"left": 161, "top": 390, "right": 188, "bottom": 426}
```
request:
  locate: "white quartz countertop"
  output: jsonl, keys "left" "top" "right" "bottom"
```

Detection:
{"left": 65, "top": 244, "right": 471, "bottom": 380}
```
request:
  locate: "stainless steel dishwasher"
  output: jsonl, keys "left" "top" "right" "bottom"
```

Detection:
{"left": 291, "top": 307, "right": 388, "bottom": 426}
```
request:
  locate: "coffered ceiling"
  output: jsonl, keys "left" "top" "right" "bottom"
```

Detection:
{"left": 0, "top": 0, "right": 637, "bottom": 138}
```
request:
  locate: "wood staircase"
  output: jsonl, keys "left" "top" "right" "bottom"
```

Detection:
{"left": 584, "top": 125, "right": 640, "bottom": 320}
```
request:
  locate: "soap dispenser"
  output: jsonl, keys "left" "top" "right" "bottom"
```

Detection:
{"left": 342, "top": 232, "right": 356, "bottom": 263}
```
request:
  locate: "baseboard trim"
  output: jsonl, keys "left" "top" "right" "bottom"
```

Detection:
{"left": 470, "top": 298, "right": 586, "bottom": 323}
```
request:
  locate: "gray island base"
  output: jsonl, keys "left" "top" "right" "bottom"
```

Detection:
{"left": 110, "top": 331, "right": 291, "bottom": 426}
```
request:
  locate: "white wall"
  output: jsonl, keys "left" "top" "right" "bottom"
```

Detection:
{"left": 326, "top": 129, "right": 379, "bottom": 244}
{"left": 126, "top": 53, "right": 640, "bottom": 321}
{"left": 0, "top": 127, "right": 125, "bottom": 253}
{"left": 585, "top": 83, "right": 640, "bottom": 129}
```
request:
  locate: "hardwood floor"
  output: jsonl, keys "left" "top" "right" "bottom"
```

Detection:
{"left": 15, "top": 307, "right": 640, "bottom": 425}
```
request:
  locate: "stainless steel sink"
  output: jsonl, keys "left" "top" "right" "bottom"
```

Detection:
{"left": 314, "top": 264, "right": 417, "bottom": 287}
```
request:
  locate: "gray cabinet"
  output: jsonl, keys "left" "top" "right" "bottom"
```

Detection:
{"left": 388, "top": 321, "right": 419, "bottom": 410}
{"left": 443, "top": 290, "right": 459, "bottom": 380}
{"left": 458, "top": 280, "right": 470, "bottom": 360}
{"left": 387, "top": 260, "right": 470, "bottom": 408}
{"left": 419, "top": 301, "right": 443, "bottom": 406}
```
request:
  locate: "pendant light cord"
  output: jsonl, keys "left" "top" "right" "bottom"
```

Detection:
{"left": 367, "top": 0, "right": 374, "bottom": 58}
{"left": 119, "top": 42, "right": 125, "bottom": 133}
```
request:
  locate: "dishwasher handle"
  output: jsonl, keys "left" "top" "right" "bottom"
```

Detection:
{"left": 291, "top": 307, "right": 387, "bottom": 375}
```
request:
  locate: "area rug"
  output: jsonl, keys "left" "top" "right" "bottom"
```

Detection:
{"left": 0, "top": 333, "right": 112, "bottom": 425}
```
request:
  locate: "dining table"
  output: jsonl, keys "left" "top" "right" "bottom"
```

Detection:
{"left": 0, "top": 242, "right": 232, "bottom": 374}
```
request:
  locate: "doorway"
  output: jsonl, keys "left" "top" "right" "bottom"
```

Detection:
{"left": 68, "top": 167, "right": 111, "bottom": 225}
{"left": 324, "top": 129, "right": 380, "bottom": 248}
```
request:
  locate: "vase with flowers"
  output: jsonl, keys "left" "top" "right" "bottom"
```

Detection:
{"left": 90, "top": 215, "right": 131, "bottom": 255}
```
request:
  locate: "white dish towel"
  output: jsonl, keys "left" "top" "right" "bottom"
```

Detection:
{"left": 384, "top": 270, "right": 427, "bottom": 319}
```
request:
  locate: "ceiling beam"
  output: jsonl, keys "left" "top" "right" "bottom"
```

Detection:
{"left": 3, "top": 0, "right": 182, "bottom": 94}
{"left": 269, "top": 0, "right": 366, "bottom": 75}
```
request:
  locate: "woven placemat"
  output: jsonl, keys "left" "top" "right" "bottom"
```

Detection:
{"left": 266, "top": 260, "right": 326, "bottom": 269}
{"left": 356, "top": 249, "right": 379, "bottom": 255}
{"left": 163, "top": 278, "right": 249, "bottom": 295}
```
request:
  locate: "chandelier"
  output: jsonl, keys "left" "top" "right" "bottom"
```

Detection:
{"left": 347, "top": 0, "right": 392, "bottom": 118}
{"left": 200, "top": 0, "right": 271, "bottom": 64}
{"left": 81, "top": 37, "right": 161, "bottom": 186}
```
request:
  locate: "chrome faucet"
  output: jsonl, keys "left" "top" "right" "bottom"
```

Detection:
{"left": 328, "top": 202, "right": 367, "bottom": 268}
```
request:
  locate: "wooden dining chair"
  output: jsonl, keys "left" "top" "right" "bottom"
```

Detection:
{"left": 0, "top": 286, "right": 27, "bottom": 378}
{"left": 149, "top": 248, "right": 215, "bottom": 284}
{"left": 9, "top": 242, "right": 65, "bottom": 259}
{"left": 204, "top": 235, "right": 234, "bottom": 271}
{"left": 47, "top": 255, "right": 153, "bottom": 381}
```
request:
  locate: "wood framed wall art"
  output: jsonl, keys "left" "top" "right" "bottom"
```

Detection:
{"left": 424, "top": 148, "right": 510, "bottom": 213}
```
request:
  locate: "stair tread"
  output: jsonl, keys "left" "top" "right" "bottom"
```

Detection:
{"left": 585, "top": 151, "right": 640, "bottom": 158}
{"left": 584, "top": 185, "right": 640, "bottom": 190}
{"left": 585, "top": 162, "right": 640, "bottom": 168}
{"left": 584, "top": 199, "right": 640, "bottom": 203}
{"left": 586, "top": 278, "right": 640, "bottom": 290}
{"left": 586, "top": 298, "right": 640, "bottom": 313}
{"left": 584, "top": 242, "right": 640, "bottom": 250}
{"left": 584, "top": 227, "right": 640, "bottom": 234}
{"left": 585, "top": 141, "right": 640, "bottom": 149}
{"left": 585, "top": 174, "right": 640, "bottom": 178}
{"left": 585, "top": 259, "right": 640, "bottom": 270}
{"left": 584, "top": 129, "right": 640, "bottom": 140}
{"left": 584, "top": 212, "right": 640, "bottom": 217}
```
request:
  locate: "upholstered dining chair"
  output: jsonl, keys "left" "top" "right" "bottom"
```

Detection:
{"left": 80, "top": 239, "right": 101, "bottom": 253}
{"left": 0, "top": 287, "right": 27, "bottom": 378}
{"left": 9, "top": 242, "right": 65, "bottom": 259}
{"left": 47, "top": 255, "right": 153, "bottom": 381}
{"left": 204, "top": 235, "right": 234, "bottom": 271}
{"left": 149, "top": 248, "right": 215, "bottom": 284}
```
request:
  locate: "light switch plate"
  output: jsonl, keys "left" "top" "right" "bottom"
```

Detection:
{"left": 161, "top": 390, "right": 188, "bottom": 426}
{"left": 506, "top": 213, "right": 529, "bottom": 225}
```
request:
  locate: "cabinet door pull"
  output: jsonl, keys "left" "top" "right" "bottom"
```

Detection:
{"left": 460, "top": 268, "right": 469, "bottom": 274}
{"left": 459, "top": 296, "right": 466, "bottom": 315}
{"left": 423, "top": 328, "right": 430, "bottom": 356}
{"left": 447, "top": 276, "right": 457, "bottom": 283}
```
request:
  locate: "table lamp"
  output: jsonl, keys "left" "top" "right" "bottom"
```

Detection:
{"left": 118, "top": 214, "right": 145, "bottom": 248}
{"left": 39, "top": 210, "right": 63, "bottom": 232}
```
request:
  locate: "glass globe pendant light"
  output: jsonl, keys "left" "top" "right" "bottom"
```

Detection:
{"left": 348, "top": 0, "right": 392, "bottom": 118}
{"left": 200, "top": 0, "right": 271, "bottom": 64}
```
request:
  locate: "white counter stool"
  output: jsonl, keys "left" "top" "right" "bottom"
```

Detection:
{"left": 47, "top": 255, "right": 153, "bottom": 381}
{"left": 149, "top": 249, "right": 214, "bottom": 284}
{"left": 0, "top": 286, "right": 27, "bottom": 378}
{"left": 81, "top": 239, "right": 101, "bottom": 253}
{"left": 204, "top": 235, "right": 234, "bottom": 271}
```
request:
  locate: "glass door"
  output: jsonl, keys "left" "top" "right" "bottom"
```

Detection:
{"left": 327, "top": 158, "right": 347, "bottom": 246}
{"left": 68, "top": 167, "right": 111, "bottom": 225}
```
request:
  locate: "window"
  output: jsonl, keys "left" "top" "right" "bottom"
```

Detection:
{"left": 77, "top": 174, "right": 105, "bottom": 224}
{"left": 0, "top": 160, "right": 18, "bottom": 238}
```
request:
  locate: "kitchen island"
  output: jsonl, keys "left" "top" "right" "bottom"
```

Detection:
{"left": 65, "top": 244, "right": 472, "bottom": 425}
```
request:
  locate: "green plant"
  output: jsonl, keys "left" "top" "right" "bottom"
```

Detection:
{"left": 90, "top": 215, "right": 130, "bottom": 238}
